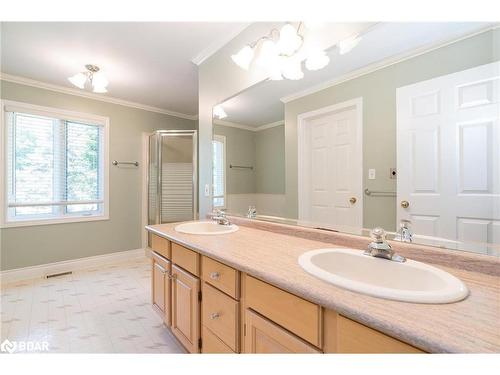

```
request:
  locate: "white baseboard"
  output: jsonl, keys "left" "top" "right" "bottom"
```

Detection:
{"left": 0, "top": 248, "right": 148, "bottom": 284}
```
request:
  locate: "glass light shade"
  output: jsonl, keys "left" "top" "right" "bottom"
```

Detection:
{"left": 92, "top": 72, "right": 108, "bottom": 88}
{"left": 231, "top": 45, "right": 254, "bottom": 70}
{"left": 305, "top": 50, "right": 330, "bottom": 71}
{"left": 68, "top": 72, "right": 87, "bottom": 89}
{"left": 281, "top": 57, "right": 304, "bottom": 80}
{"left": 213, "top": 105, "right": 227, "bottom": 119}
{"left": 277, "top": 23, "right": 302, "bottom": 56}
{"left": 92, "top": 85, "right": 108, "bottom": 93}
{"left": 338, "top": 35, "right": 361, "bottom": 55}
{"left": 256, "top": 39, "right": 278, "bottom": 67}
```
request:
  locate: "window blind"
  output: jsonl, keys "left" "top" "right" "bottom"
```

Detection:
{"left": 5, "top": 110, "right": 105, "bottom": 222}
{"left": 212, "top": 136, "right": 225, "bottom": 208}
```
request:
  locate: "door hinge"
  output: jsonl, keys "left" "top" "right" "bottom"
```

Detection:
{"left": 198, "top": 338, "right": 202, "bottom": 349}
{"left": 198, "top": 291, "right": 202, "bottom": 302}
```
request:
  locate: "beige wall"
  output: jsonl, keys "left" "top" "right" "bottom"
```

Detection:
{"left": 285, "top": 29, "right": 499, "bottom": 231}
{"left": 0, "top": 80, "right": 197, "bottom": 270}
{"left": 255, "top": 125, "right": 285, "bottom": 194}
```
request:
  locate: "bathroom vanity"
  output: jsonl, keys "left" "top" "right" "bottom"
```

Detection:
{"left": 146, "top": 218, "right": 500, "bottom": 354}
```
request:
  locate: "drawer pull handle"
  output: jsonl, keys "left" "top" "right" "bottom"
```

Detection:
{"left": 210, "top": 312, "right": 220, "bottom": 320}
{"left": 209, "top": 272, "right": 220, "bottom": 280}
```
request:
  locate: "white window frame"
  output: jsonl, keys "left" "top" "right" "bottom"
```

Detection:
{"left": 0, "top": 100, "right": 110, "bottom": 228}
{"left": 212, "top": 134, "right": 226, "bottom": 209}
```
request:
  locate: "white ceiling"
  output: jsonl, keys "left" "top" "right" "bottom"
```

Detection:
{"left": 0, "top": 22, "right": 248, "bottom": 118}
{"left": 220, "top": 22, "right": 497, "bottom": 127}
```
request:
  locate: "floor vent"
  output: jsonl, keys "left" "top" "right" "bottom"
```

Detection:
{"left": 46, "top": 271, "right": 73, "bottom": 278}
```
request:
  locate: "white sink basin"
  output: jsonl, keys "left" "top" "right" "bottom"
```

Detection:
{"left": 174, "top": 221, "right": 238, "bottom": 235}
{"left": 298, "top": 248, "right": 468, "bottom": 304}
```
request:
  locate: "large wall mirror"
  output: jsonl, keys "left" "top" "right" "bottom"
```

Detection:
{"left": 212, "top": 22, "right": 500, "bottom": 257}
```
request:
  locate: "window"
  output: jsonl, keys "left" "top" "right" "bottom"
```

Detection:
{"left": 1, "top": 101, "right": 109, "bottom": 227}
{"left": 212, "top": 135, "right": 226, "bottom": 208}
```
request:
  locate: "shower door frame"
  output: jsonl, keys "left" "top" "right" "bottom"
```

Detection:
{"left": 148, "top": 129, "right": 198, "bottom": 226}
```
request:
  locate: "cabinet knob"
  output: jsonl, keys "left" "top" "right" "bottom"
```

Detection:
{"left": 349, "top": 197, "right": 357, "bottom": 204}
{"left": 400, "top": 200, "right": 410, "bottom": 209}
{"left": 209, "top": 272, "right": 220, "bottom": 280}
{"left": 210, "top": 312, "right": 220, "bottom": 320}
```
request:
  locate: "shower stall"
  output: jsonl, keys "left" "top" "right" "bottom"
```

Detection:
{"left": 148, "top": 130, "right": 197, "bottom": 232}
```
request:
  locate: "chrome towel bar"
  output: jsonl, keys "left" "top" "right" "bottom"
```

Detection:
{"left": 112, "top": 160, "right": 139, "bottom": 167}
{"left": 364, "top": 188, "right": 396, "bottom": 197}
{"left": 230, "top": 164, "right": 253, "bottom": 170}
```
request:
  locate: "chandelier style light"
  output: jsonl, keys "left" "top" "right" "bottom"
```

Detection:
{"left": 68, "top": 64, "right": 109, "bottom": 93}
{"left": 231, "top": 23, "right": 361, "bottom": 81}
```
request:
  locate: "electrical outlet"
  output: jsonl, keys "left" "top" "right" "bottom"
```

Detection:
{"left": 390, "top": 168, "right": 397, "bottom": 179}
{"left": 368, "top": 169, "right": 376, "bottom": 180}
{"left": 204, "top": 184, "right": 210, "bottom": 197}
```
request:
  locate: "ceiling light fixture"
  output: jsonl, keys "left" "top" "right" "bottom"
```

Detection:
{"left": 68, "top": 64, "right": 109, "bottom": 93}
{"left": 213, "top": 105, "right": 227, "bottom": 119}
{"left": 230, "top": 22, "right": 327, "bottom": 81}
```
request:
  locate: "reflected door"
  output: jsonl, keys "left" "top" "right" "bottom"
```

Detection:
{"left": 299, "top": 100, "right": 363, "bottom": 230}
{"left": 397, "top": 62, "right": 499, "bottom": 253}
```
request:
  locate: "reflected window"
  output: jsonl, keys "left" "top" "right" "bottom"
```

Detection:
{"left": 212, "top": 135, "right": 226, "bottom": 208}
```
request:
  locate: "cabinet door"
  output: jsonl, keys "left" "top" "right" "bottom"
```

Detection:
{"left": 244, "top": 309, "right": 321, "bottom": 353}
{"left": 152, "top": 259, "right": 166, "bottom": 313}
{"left": 171, "top": 264, "right": 200, "bottom": 353}
{"left": 152, "top": 254, "right": 172, "bottom": 325}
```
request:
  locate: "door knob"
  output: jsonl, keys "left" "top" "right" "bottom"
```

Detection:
{"left": 400, "top": 200, "right": 410, "bottom": 208}
{"left": 349, "top": 197, "right": 357, "bottom": 204}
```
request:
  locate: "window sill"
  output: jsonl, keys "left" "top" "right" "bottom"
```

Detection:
{"left": 0, "top": 214, "right": 110, "bottom": 228}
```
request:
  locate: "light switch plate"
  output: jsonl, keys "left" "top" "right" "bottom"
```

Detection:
{"left": 204, "top": 184, "right": 210, "bottom": 197}
{"left": 368, "top": 169, "right": 376, "bottom": 180}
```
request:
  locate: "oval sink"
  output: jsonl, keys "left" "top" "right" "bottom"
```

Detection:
{"left": 175, "top": 221, "right": 238, "bottom": 235}
{"left": 298, "top": 248, "right": 468, "bottom": 304}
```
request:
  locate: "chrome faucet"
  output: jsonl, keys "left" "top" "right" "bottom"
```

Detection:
{"left": 211, "top": 209, "right": 231, "bottom": 226}
{"left": 396, "top": 219, "right": 413, "bottom": 243}
{"left": 364, "top": 227, "right": 406, "bottom": 263}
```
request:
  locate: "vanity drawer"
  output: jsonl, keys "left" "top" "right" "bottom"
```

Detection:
{"left": 244, "top": 275, "right": 322, "bottom": 348}
{"left": 151, "top": 234, "right": 171, "bottom": 259}
{"left": 202, "top": 283, "right": 239, "bottom": 352}
{"left": 172, "top": 242, "right": 200, "bottom": 276}
{"left": 202, "top": 256, "right": 240, "bottom": 299}
{"left": 202, "top": 326, "right": 234, "bottom": 353}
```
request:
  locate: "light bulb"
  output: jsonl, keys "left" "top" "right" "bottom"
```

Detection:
{"left": 256, "top": 39, "right": 278, "bottom": 67}
{"left": 92, "top": 85, "right": 108, "bottom": 93}
{"left": 92, "top": 72, "right": 108, "bottom": 88}
{"left": 338, "top": 35, "right": 361, "bottom": 55}
{"left": 231, "top": 45, "right": 254, "bottom": 70}
{"left": 281, "top": 57, "right": 304, "bottom": 80}
{"left": 213, "top": 105, "right": 227, "bottom": 119}
{"left": 277, "top": 23, "right": 302, "bottom": 56}
{"left": 305, "top": 50, "right": 330, "bottom": 71}
{"left": 68, "top": 72, "right": 87, "bottom": 89}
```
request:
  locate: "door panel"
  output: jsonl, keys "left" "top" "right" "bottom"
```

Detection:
{"left": 152, "top": 261, "right": 165, "bottom": 313}
{"left": 397, "top": 62, "right": 499, "bottom": 253}
{"left": 302, "top": 102, "right": 362, "bottom": 230}
{"left": 171, "top": 264, "right": 200, "bottom": 353}
{"left": 244, "top": 309, "right": 320, "bottom": 353}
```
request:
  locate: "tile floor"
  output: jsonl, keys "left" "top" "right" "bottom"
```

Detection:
{"left": 0, "top": 256, "right": 185, "bottom": 353}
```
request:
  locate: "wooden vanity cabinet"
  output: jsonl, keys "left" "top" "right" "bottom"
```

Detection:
{"left": 151, "top": 251, "right": 171, "bottom": 326}
{"left": 171, "top": 264, "right": 201, "bottom": 353}
{"left": 244, "top": 309, "right": 321, "bottom": 353}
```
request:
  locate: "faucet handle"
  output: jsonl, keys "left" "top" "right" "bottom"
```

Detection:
{"left": 370, "top": 227, "right": 386, "bottom": 242}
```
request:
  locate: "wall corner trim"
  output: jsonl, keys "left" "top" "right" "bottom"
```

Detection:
{"left": 0, "top": 248, "right": 148, "bottom": 284}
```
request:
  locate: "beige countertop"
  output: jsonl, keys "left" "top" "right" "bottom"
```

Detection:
{"left": 146, "top": 221, "right": 500, "bottom": 353}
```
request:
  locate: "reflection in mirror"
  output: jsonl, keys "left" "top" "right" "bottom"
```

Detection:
{"left": 212, "top": 22, "right": 500, "bottom": 257}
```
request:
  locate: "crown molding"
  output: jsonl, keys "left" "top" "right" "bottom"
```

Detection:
{"left": 281, "top": 24, "right": 500, "bottom": 104}
{"left": 191, "top": 23, "right": 251, "bottom": 66}
{"left": 255, "top": 120, "right": 284, "bottom": 131}
{"left": 0, "top": 73, "right": 199, "bottom": 121}
{"left": 214, "top": 119, "right": 284, "bottom": 132}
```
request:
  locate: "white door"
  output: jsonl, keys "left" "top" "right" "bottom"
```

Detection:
{"left": 397, "top": 62, "right": 500, "bottom": 253}
{"left": 299, "top": 99, "right": 363, "bottom": 230}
